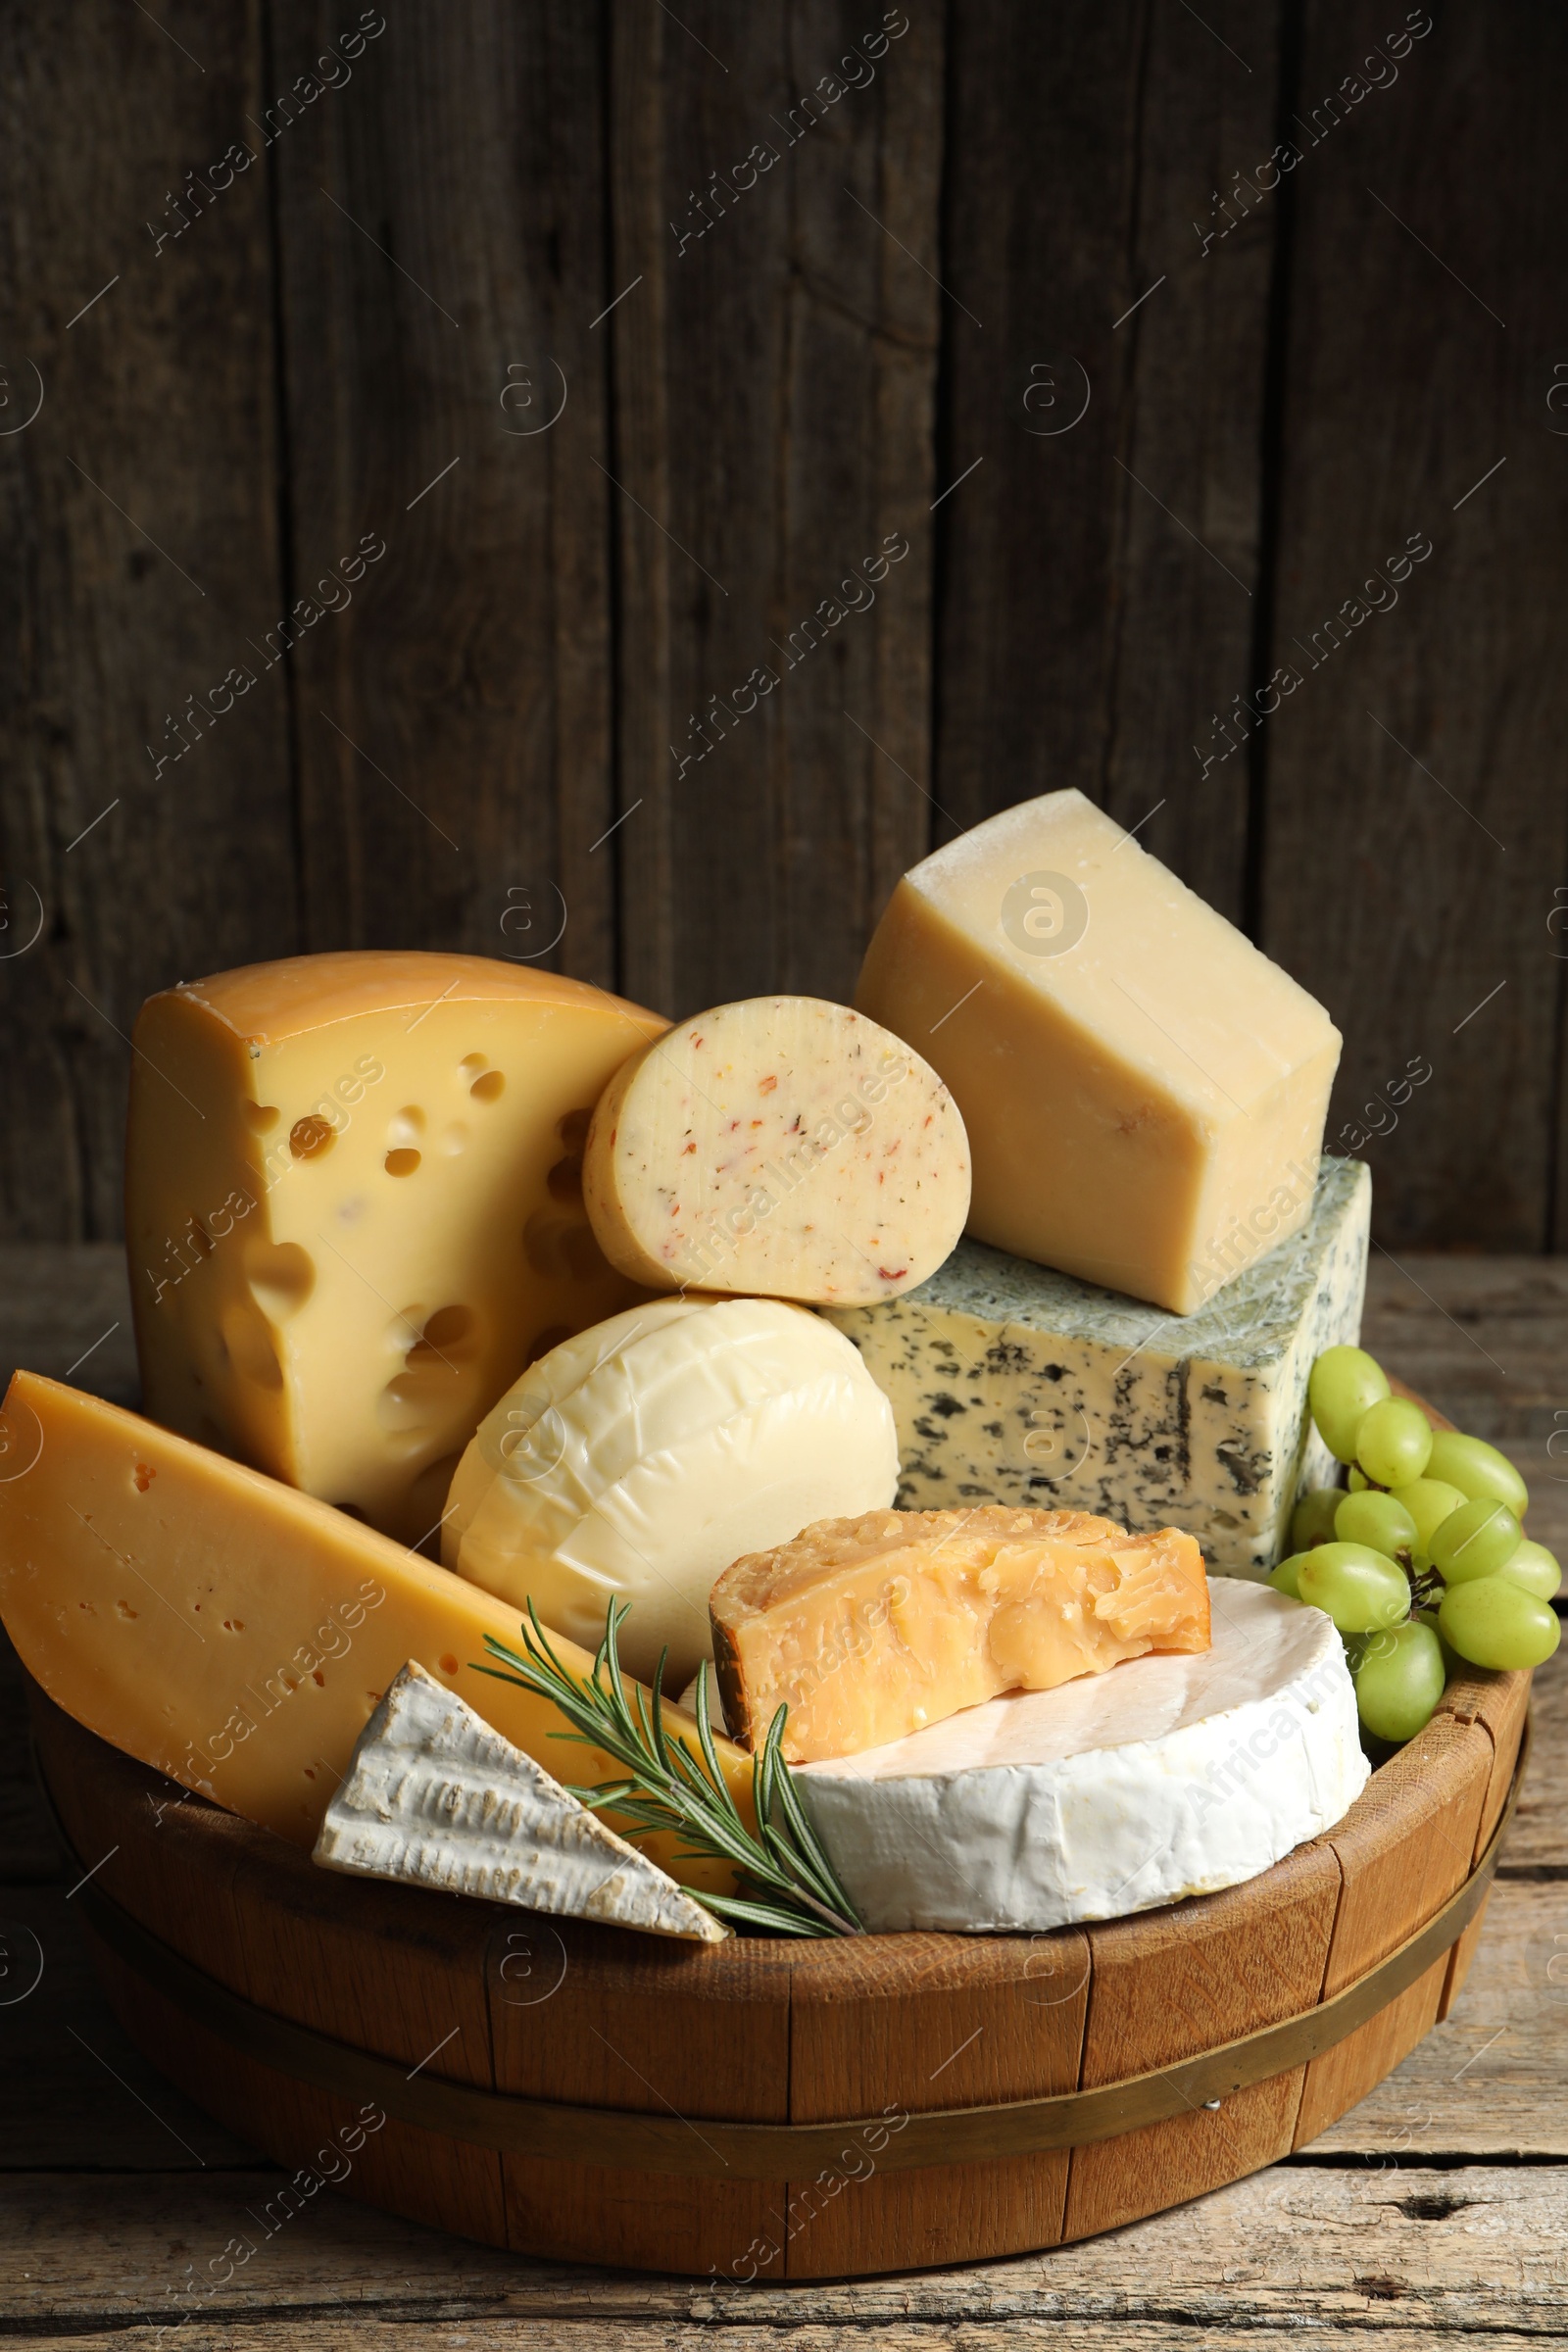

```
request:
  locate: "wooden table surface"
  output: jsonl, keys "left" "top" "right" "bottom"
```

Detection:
{"left": 3, "top": 1246, "right": 1566, "bottom": 2346}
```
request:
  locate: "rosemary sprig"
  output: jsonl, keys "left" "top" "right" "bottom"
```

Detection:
{"left": 473, "top": 1598, "right": 863, "bottom": 1939}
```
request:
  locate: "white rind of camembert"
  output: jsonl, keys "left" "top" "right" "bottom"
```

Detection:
{"left": 314, "top": 1661, "right": 727, "bottom": 1941}
{"left": 793, "top": 1582, "right": 1367, "bottom": 1934}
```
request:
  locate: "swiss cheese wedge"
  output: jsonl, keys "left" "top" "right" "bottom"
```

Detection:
{"left": 710, "top": 1504, "right": 1210, "bottom": 1762}
{"left": 0, "top": 1372, "right": 749, "bottom": 1885}
{"left": 126, "top": 952, "right": 665, "bottom": 1544}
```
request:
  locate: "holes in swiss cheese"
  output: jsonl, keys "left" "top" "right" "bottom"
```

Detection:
{"left": 378, "top": 1373, "right": 437, "bottom": 1436}
{"left": 290, "top": 1114, "right": 336, "bottom": 1160}
{"left": 410, "top": 1303, "right": 475, "bottom": 1359}
{"left": 243, "top": 1102, "right": 281, "bottom": 1135}
{"left": 469, "top": 1069, "right": 505, "bottom": 1102}
{"left": 380, "top": 1094, "right": 425, "bottom": 1171}
{"left": 131, "top": 1462, "right": 154, "bottom": 1493}
{"left": 245, "top": 1240, "right": 315, "bottom": 1320}
{"left": 558, "top": 1106, "right": 593, "bottom": 1151}
{"left": 380, "top": 1302, "right": 480, "bottom": 1451}
{"left": 220, "top": 1303, "right": 283, "bottom": 1391}
{"left": 439, "top": 1653, "right": 460, "bottom": 1677}
{"left": 547, "top": 1153, "right": 584, "bottom": 1201}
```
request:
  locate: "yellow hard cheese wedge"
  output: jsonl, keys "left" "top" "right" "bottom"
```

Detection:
{"left": 0, "top": 1372, "right": 749, "bottom": 1885}
{"left": 710, "top": 1504, "right": 1211, "bottom": 1763}
{"left": 127, "top": 952, "right": 666, "bottom": 1545}
{"left": 856, "top": 790, "right": 1342, "bottom": 1314}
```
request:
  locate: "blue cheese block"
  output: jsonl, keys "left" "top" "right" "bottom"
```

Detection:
{"left": 822, "top": 1157, "right": 1369, "bottom": 1577}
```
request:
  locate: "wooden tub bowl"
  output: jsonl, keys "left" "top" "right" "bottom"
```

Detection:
{"left": 23, "top": 1344, "right": 1533, "bottom": 2278}
{"left": 28, "top": 1652, "right": 1528, "bottom": 2279}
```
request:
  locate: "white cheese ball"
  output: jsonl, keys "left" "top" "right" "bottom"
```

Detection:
{"left": 442, "top": 1297, "right": 899, "bottom": 1685}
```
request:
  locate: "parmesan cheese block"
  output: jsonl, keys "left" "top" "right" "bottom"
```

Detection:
{"left": 580, "top": 996, "right": 970, "bottom": 1305}
{"left": 710, "top": 1504, "right": 1209, "bottom": 1763}
{"left": 855, "top": 791, "right": 1342, "bottom": 1314}
{"left": 796, "top": 1580, "right": 1368, "bottom": 1932}
{"left": 0, "top": 1371, "right": 749, "bottom": 1886}
{"left": 126, "top": 952, "right": 666, "bottom": 1545}
{"left": 825, "top": 1156, "right": 1369, "bottom": 1576}
{"left": 315, "top": 1662, "right": 727, "bottom": 1941}
{"left": 443, "top": 1298, "right": 900, "bottom": 1688}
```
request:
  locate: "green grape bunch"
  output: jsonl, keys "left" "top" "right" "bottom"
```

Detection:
{"left": 1270, "top": 1345, "right": 1560, "bottom": 1748}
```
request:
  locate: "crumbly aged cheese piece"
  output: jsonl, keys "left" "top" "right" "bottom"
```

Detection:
{"left": 315, "top": 1662, "right": 726, "bottom": 1941}
{"left": 825, "top": 1156, "right": 1369, "bottom": 1577}
{"left": 796, "top": 1581, "right": 1368, "bottom": 1932}
{"left": 855, "top": 790, "right": 1343, "bottom": 1314}
{"left": 580, "top": 996, "right": 970, "bottom": 1305}
{"left": 443, "top": 1298, "right": 899, "bottom": 1687}
{"left": 0, "top": 1371, "right": 747, "bottom": 1886}
{"left": 710, "top": 1503, "right": 1209, "bottom": 1763}
{"left": 127, "top": 952, "right": 665, "bottom": 1545}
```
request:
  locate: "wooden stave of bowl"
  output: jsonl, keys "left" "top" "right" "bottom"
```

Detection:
{"left": 25, "top": 1383, "right": 1535, "bottom": 2280}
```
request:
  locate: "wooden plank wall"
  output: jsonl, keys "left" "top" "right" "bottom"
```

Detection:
{"left": 0, "top": 1, "right": 1562, "bottom": 1250}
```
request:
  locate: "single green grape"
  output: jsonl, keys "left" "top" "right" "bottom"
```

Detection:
{"left": 1291, "top": 1488, "right": 1345, "bottom": 1550}
{"left": 1354, "top": 1619, "right": 1446, "bottom": 1743}
{"left": 1269, "top": 1553, "right": 1306, "bottom": 1599}
{"left": 1298, "top": 1542, "right": 1411, "bottom": 1634}
{"left": 1389, "top": 1477, "right": 1469, "bottom": 1550}
{"left": 1354, "top": 1396, "right": 1434, "bottom": 1488}
{"left": 1416, "top": 1602, "right": 1462, "bottom": 1674}
{"left": 1494, "top": 1539, "right": 1562, "bottom": 1603}
{"left": 1309, "top": 1346, "right": 1391, "bottom": 1462}
{"left": 1429, "top": 1497, "right": 1523, "bottom": 1586}
{"left": 1424, "top": 1430, "right": 1529, "bottom": 1516}
{"left": 1348, "top": 1465, "right": 1371, "bottom": 1492}
{"left": 1438, "top": 1577, "right": 1562, "bottom": 1670}
{"left": 1334, "top": 1490, "right": 1418, "bottom": 1557}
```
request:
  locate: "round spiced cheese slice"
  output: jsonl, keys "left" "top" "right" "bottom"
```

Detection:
{"left": 794, "top": 1580, "right": 1368, "bottom": 1934}
{"left": 580, "top": 996, "right": 971, "bottom": 1306}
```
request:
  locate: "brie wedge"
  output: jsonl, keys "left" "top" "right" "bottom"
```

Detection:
{"left": 794, "top": 1582, "right": 1367, "bottom": 1933}
{"left": 314, "top": 1661, "right": 726, "bottom": 1941}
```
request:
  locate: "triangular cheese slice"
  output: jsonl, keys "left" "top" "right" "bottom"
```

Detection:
{"left": 314, "top": 1661, "right": 728, "bottom": 1942}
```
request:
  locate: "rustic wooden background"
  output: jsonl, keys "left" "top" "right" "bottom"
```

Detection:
{"left": 0, "top": 2, "right": 1563, "bottom": 1252}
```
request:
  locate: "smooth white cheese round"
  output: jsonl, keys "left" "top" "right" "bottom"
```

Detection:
{"left": 796, "top": 1581, "right": 1369, "bottom": 1934}
{"left": 444, "top": 1298, "right": 900, "bottom": 1685}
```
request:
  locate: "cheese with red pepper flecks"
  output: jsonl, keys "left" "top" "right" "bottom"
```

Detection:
{"left": 581, "top": 996, "right": 970, "bottom": 1306}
